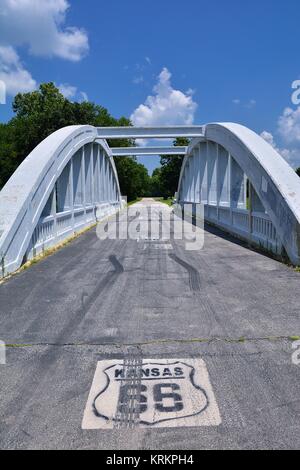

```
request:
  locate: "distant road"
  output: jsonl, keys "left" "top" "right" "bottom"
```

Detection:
{"left": 0, "top": 199, "right": 299, "bottom": 449}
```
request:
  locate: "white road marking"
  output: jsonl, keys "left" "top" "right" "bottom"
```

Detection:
{"left": 153, "top": 244, "right": 173, "bottom": 250}
{"left": 103, "top": 328, "right": 118, "bottom": 337}
{"left": 82, "top": 358, "right": 221, "bottom": 429}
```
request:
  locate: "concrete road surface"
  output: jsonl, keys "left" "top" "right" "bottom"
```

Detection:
{"left": 0, "top": 199, "right": 299, "bottom": 449}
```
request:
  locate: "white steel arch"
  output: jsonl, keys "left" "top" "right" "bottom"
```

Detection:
{"left": 0, "top": 125, "right": 123, "bottom": 277}
{"left": 1, "top": 122, "right": 300, "bottom": 277}
{"left": 178, "top": 123, "right": 300, "bottom": 265}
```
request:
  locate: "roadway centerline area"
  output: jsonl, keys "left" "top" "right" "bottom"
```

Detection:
{"left": 0, "top": 199, "right": 299, "bottom": 449}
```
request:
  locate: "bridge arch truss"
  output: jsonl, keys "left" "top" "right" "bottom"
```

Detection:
{"left": 0, "top": 125, "right": 123, "bottom": 277}
{"left": 1, "top": 122, "right": 300, "bottom": 278}
{"left": 178, "top": 123, "right": 300, "bottom": 265}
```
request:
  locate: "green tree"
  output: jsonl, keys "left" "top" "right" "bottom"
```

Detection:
{"left": 116, "top": 157, "right": 150, "bottom": 201}
{"left": 0, "top": 122, "right": 18, "bottom": 189}
{"left": 158, "top": 137, "right": 189, "bottom": 198}
{"left": 12, "top": 83, "right": 133, "bottom": 157}
{"left": 0, "top": 82, "right": 143, "bottom": 200}
{"left": 148, "top": 168, "right": 162, "bottom": 197}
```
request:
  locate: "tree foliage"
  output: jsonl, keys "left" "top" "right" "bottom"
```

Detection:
{"left": 0, "top": 82, "right": 144, "bottom": 200}
{"left": 116, "top": 157, "right": 150, "bottom": 201}
{"left": 0, "top": 123, "right": 18, "bottom": 189}
{"left": 11, "top": 83, "right": 134, "bottom": 157}
{"left": 0, "top": 82, "right": 186, "bottom": 201}
{"left": 148, "top": 168, "right": 163, "bottom": 197}
{"left": 157, "top": 137, "right": 189, "bottom": 198}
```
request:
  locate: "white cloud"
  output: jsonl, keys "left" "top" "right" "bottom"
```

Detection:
{"left": 58, "top": 82, "right": 77, "bottom": 99}
{"left": 261, "top": 93, "right": 300, "bottom": 168}
{"left": 133, "top": 76, "right": 144, "bottom": 85}
{"left": 0, "top": 0, "right": 89, "bottom": 62}
{"left": 260, "top": 130, "right": 299, "bottom": 167}
{"left": 246, "top": 99, "right": 256, "bottom": 109}
{"left": 57, "top": 83, "right": 88, "bottom": 102}
{"left": 278, "top": 107, "right": 300, "bottom": 144}
{"left": 232, "top": 98, "right": 256, "bottom": 108}
{"left": 186, "top": 88, "right": 196, "bottom": 96}
{"left": 80, "top": 91, "right": 88, "bottom": 102}
{"left": 131, "top": 67, "right": 197, "bottom": 127}
{"left": 0, "top": 1, "right": 88, "bottom": 97}
{"left": 260, "top": 130, "right": 281, "bottom": 151}
{"left": 0, "top": 45, "right": 37, "bottom": 95}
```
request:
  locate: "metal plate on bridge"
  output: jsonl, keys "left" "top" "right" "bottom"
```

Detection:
{"left": 82, "top": 358, "right": 221, "bottom": 429}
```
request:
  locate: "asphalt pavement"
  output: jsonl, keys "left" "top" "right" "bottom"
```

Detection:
{"left": 0, "top": 199, "right": 299, "bottom": 449}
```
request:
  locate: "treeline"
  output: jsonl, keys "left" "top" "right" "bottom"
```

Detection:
{"left": 150, "top": 138, "right": 188, "bottom": 198}
{"left": 3, "top": 85, "right": 300, "bottom": 203}
{"left": 0, "top": 83, "right": 183, "bottom": 201}
{"left": 122, "top": 139, "right": 187, "bottom": 201}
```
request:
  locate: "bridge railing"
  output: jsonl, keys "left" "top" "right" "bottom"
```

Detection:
{"left": 177, "top": 123, "right": 300, "bottom": 263}
{"left": 0, "top": 126, "right": 124, "bottom": 277}
{"left": 27, "top": 200, "right": 121, "bottom": 260}
{"left": 181, "top": 202, "right": 282, "bottom": 255}
{"left": 208, "top": 204, "right": 281, "bottom": 254}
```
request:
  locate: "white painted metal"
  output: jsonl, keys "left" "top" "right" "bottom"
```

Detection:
{"left": 0, "top": 125, "right": 123, "bottom": 277}
{"left": 1, "top": 121, "right": 300, "bottom": 277}
{"left": 96, "top": 126, "right": 204, "bottom": 139}
{"left": 111, "top": 146, "right": 187, "bottom": 157}
{"left": 178, "top": 123, "right": 300, "bottom": 264}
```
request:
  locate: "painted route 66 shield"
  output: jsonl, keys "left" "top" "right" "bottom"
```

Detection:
{"left": 82, "top": 358, "right": 221, "bottom": 429}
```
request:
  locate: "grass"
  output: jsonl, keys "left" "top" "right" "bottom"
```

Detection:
{"left": 155, "top": 197, "right": 174, "bottom": 207}
{"left": 127, "top": 198, "right": 142, "bottom": 206}
{"left": 127, "top": 197, "right": 174, "bottom": 207}
{"left": 5, "top": 335, "right": 300, "bottom": 349}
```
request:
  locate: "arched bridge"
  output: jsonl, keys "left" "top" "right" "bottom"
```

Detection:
{"left": 1, "top": 122, "right": 300, "bottom": 278}
{"left": 1, "top": 124, "right": 300, "bottom": 450}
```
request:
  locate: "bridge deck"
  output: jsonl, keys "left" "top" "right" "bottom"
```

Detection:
{"left": 0, "top": 199, "right": 299, "bottom": 449}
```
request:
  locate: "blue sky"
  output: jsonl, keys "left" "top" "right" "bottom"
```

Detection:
{"left": 0, "top": 0, "right": 300, "bottom": 174}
